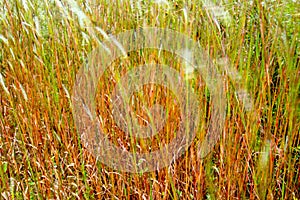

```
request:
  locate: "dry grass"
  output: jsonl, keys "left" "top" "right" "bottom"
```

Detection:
{"left": 0, "top": 0, "right": 299, "bottom": 199}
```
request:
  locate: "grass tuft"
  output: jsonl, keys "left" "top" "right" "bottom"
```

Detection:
{"left": 0, "top": 0, "right": 299, "bottom": 199}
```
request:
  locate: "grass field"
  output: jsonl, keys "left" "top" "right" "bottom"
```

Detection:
{"left": 0, "top": 0, "right": 299, "bottom": 199}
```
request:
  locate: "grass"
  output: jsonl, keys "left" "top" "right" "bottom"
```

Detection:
{"left": 0, "top": 0, "right": 299, "bottom": 199}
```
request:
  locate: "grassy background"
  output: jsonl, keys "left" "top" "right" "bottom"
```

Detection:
{"left": 0, "top": 0, "right": 299, "bottom": 199}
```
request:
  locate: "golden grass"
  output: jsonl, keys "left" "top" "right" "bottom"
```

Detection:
{"left": 0, "top": 0, "right": 299, "bottom": 199}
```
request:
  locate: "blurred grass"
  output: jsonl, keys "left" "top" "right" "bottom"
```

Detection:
{"left": 0, "top": 0, "right": 299, "bottom": 199}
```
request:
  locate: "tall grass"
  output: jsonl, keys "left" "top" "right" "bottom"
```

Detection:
{"left": 0, "top": 0, "right": 299, "bottom": 199}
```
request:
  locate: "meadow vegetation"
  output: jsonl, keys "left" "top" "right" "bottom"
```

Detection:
{"left": 0, "top": 0, "right": 299, "bottom": 199}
